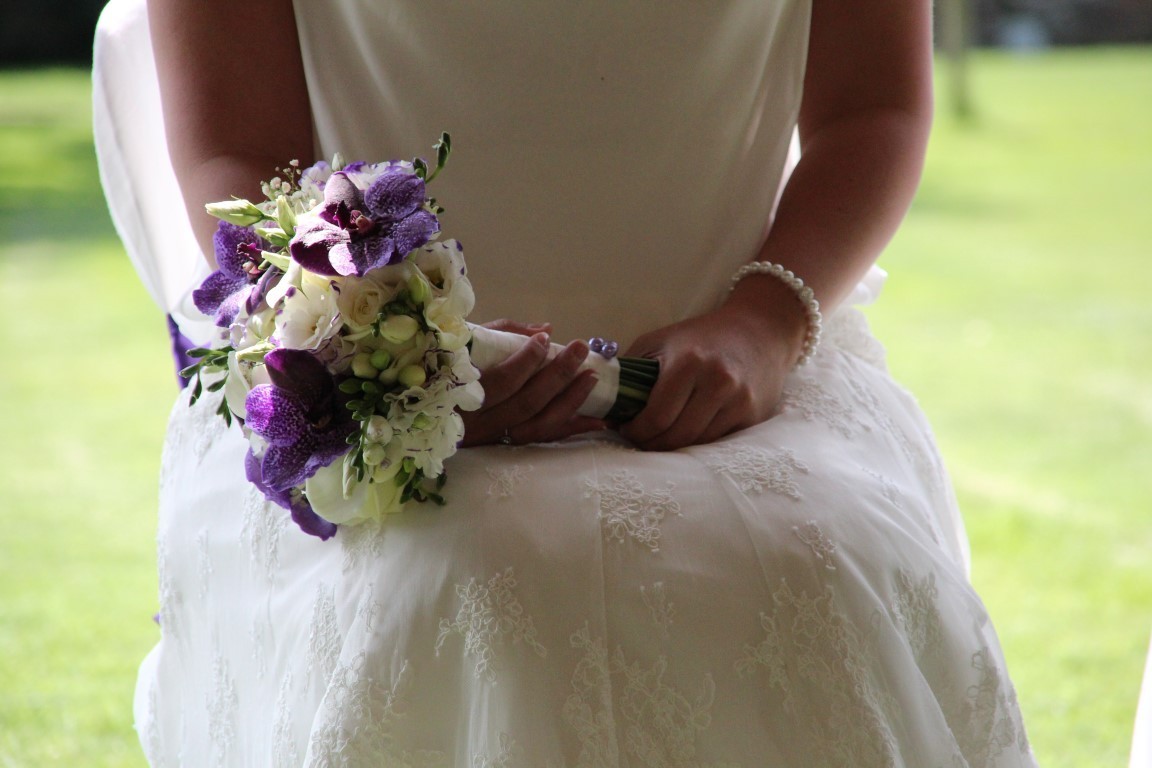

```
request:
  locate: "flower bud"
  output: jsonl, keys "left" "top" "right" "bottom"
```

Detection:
{"left": 378, "top": 315, "right": 420, "bottom": 344}
{"left": 366, "top": 415, "right": 391, "bottom": 443}
{"left": 351, "top": 352, "right": 377, "bottom": 379}
{"left": 205, "top": 199, "right": 265, "bottom": 227}
{"left": 369, "top": 349, "right": 392, "bottom": 370}
{"left": 275, "top": 194, "right": 297, "bottom": 235}
{"left": 398, "top": 364, "right": 427, "bottom": 388}
{"left": 407, "top": 272, "right": 432, "bottom": 306}
{"left": 363, "top": 444, "right": 388, "bottom": 466}
{"left": 412, "top": 413, "right": 432, "bottom": 430}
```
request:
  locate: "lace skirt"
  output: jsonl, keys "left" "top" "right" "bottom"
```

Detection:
{"left": 135, "top": 308, "right": 1036, "bottom": 767}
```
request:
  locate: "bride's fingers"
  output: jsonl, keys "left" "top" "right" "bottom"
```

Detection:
{"left": 509, "top": 370, "right": 605, "bottom": 444}
{"left": 631, "top": 385, "right": 722, "bottom": 451}
{"left": 475, "top": 332, "right": 551, "bottom": 409}
{"left": 461, "top": 340, "right": 594, "bottom": 445}
{"left": 484, "top": 340, "right": 590, "bottom": 424}
{"left": 620, "top": 364, "right": 693, "bottom": 446}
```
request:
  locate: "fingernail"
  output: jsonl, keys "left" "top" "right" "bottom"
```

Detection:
{"left": 532, "top": 332, "right": 550, "bottom": 347}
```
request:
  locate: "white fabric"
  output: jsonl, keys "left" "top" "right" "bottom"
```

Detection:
{"left": 1133, "top": 631, "right": 1152, "bottom": 767}
{"left": 95, "top": 0, "right": 1037, "bottom": 764}
{"left": 92, "top": 0, "right": 214, "bottom": 343}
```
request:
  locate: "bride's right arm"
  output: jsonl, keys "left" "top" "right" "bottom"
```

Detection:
{"left": 148, "top": 0, "right": 315, "bottom": 265}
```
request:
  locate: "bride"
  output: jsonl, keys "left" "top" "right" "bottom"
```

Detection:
{"left": 95, "top": 0, "right": 1038, "bottom": 765}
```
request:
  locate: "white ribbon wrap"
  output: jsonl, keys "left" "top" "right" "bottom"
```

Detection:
{"left": 467, "top": 325, "right": 621, "bottom": 419}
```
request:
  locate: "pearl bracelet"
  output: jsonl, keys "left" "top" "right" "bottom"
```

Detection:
{"left": 729, "top": 261, "right": 822, "bottom": 367}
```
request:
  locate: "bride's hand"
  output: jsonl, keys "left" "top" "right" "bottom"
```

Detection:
{"left": 459, "top": 320, "right": 607, "bottom": 447}
{"left": 619, "top": 284, "right": 808, "bottom": 451}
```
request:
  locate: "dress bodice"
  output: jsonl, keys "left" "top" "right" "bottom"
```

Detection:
{"left": 294, "top": 1, "right": 812, "bottom": 345}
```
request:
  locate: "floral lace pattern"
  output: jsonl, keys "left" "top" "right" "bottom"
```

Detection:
{"left": 340, "top": 517, "right": 388, "bottom": 573}
{"left": 781, "top": 380, "right": 870, "bottom": 439}
{"left": 156, "top": 538, "right": 183, "bottom": 648}
{"left": 561, "top": 625, "right": 620, "bottom": 766}
{"left": 273, "top": 672, "right": 301, "bottom": 768}
{"left": 793, "top": 521, "right": 838, "bottom": 571}
{"left": 307, "top": 655, "right": 447, "bottom": 767}
{"left": 735, "top": 581, "right": 897, "bottom": 767}
{"left": 207, "top": 651, "right": 237, "bottom": 767}
{"left": 961, "top": 649, "right": 1030, "bottom": 764}
{"left": 142, "top": 678, "right": 165, "bottom": 768}
{"left": 892, "top": 569, "right": 942, "bottom": 660}
{"left": 703, "top": 444, "right": 809, "bottom": 499}
{"left": 562, "top": 624, "right": 733, "bottom": 768}
{"left": 249, "top": 614, "right": 271, "bottom": 680}
{"left": 641, "top": 582, "right": 676, "bottom": 641}
{"left": 474, "top": 733, "right": 523, "bottom": 768}
{"left": 436, "top": 567, "right": 547, "bottom": 682}
{"left": 241, "top": 485, "right": 283, "bottom": 582}
{"left": 196, "top": 530, "right": 212, "bottom": 600}
{"left": 306, "top": 583, "right": 342, "bottom": 683}
{"left": 585, "top": 470, "right": 681, "bottom": 553}
{"left": 486, "top": 464, "right": 535, "bottom": 498}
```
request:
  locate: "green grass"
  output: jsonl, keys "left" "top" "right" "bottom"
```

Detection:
{"left": 1, "top": 52, "right": 1150, "bottom": 766}
{"left": 870, "top": 49, "right": 1152, "bottom": 765}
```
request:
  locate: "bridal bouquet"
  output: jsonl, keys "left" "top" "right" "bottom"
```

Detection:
{"left": 181, "top": 136, "right": 657, "bottom": 540}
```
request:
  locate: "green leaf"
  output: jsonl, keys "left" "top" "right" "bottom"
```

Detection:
{"left": 338, "top": 379, "right": 365, "bottom": 394}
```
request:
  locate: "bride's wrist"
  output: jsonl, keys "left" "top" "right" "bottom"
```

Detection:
{"left": 724, "top": 264, "right": 821, "bottom": 367}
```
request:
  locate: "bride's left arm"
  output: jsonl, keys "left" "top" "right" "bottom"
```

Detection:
{"left": 620, "top": 0, "right": 933, "bottom": 451}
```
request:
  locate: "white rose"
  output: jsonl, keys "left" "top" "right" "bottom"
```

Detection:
{"left": 337, "top": 276, "right": 391, "bottom": 329}
{"left": 304, "top": 452, "right": 406, "bottom": 526}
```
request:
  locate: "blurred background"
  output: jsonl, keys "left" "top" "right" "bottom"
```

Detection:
{"left": 1, "top": 1, "right": 1150, "bottom": 766}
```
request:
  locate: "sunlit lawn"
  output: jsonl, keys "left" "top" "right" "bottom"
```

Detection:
{"left": 1, "top": 50, "right": 1150, "bottom": 767}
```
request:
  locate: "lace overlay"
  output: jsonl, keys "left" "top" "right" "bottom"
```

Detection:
{"left": 307, "top": 655, "right": 447, "bottom": 767}
{"left": 560, "top": 624, "right": 736, "bottom": 768}
{"left": 306, "top": 584, "right": 342, "bottom": 683}
{"left": 961, "top": 649, "right": 1030, "bottom": 764}
{"left": 781, "top": 380, "right": 871, "bottom": 439}
{"left": 241, "top": 486, "right": 282, "bottom": 582}
{"left": 892, "top": 570, "right": 942, "bottom": 660}
{"left": 792, "top": 521, "right": 838, "bottom": 571}
{"left": 340, "top": 518, "right": 387, "bottom": 573}
{"left": 736, "top": 581, "right": 898, "bottom": 767}
{"left": 486, "top": 464, "right": 535, "bottom": 499}
{"left": 435, "top": 567, "right": 547, "bottom": 682}
{"left": 156, "top": 538, "right": 183, "bottom": 648}
{"left": 474, "top": 733, "right": 522, "bottom": 768}
{"left": 207, "top": 651, "right": 238, "bottom": 767}
{"left": 640, "top": 582, "right": 676, "bottom": 641}
{"left": 585, "top": 470, "right": 682, "bottom": 553}
{"left": 703, "top": 445, "right": 809, "bottom": 499}
{"left": 273, "top": 672, "right": 301, "bottom": 768}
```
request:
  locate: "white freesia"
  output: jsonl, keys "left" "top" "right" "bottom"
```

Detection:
{"left": 274, "top": 272, "right": 343, "bottom": 350}
{"left": 266, "top": 259, "right": 302, "bottom": 308}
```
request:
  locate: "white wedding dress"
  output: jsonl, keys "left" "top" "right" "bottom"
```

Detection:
{"left": 95, "top": 1, "right": 1038, "bottom": 765}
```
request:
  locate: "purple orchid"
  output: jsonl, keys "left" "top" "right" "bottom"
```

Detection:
{"left": 244, "top": 451, "right": 337, "bottom": 540}
{"left": 193, "top": 222, "right": 273, "bottom": 327}
{"left": 290, "top": 170, "right": 439, "bottom": 277}
{"left": 244, "top": 349, "right": 357, "bottom": 538}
